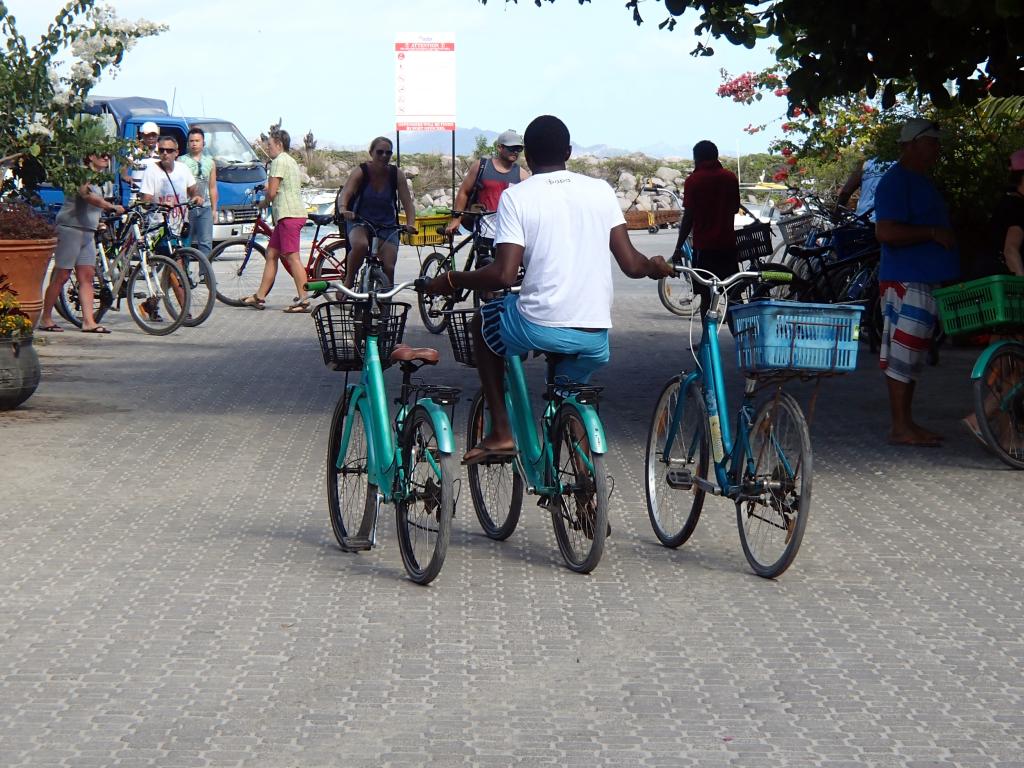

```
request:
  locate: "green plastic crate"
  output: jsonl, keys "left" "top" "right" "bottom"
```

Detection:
{"left": 934, "top": 275, "right": 1024, "bottom": 335}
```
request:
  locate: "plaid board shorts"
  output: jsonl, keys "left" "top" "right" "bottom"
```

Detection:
{"left": 878, "top": 281, "right": 938, "bottom": 383}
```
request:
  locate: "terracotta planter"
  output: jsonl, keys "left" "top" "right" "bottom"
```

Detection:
{"left": 0, "top": 334, "right": 40, "bottom": 410}
{"left": 0, "top": 238, "right": 57, "bottom": 328}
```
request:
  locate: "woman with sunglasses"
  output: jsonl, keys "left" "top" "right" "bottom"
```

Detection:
{"left": 336, "top": 136, "right": 417, "bottom": 287}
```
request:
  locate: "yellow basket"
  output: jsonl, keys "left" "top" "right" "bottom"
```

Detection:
{"left": 399, "top": 213, "right": 449, "bottom": 246}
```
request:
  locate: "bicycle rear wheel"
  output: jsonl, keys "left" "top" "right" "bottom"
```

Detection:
{"left": 973, "top": 344, "right": 1024, "bottom": 469}
{"left": 211, "top": 238, "right": 266, "bottom": 306}
{"left": 312, "top": 240, "right": 348, "bottom": 282}
{"left": 327, "top": 390, "right": 377, "bottom": 549}
{"left": 57, "top": 270, "right": 107, "bottom": 328}
{"left": 737, "top": 391, "right": 812, "bottom": 578}
{"left": 466, "top": 391, "right": 523, "bottom": 539}
{"left": 396, "top": 404, "right": 453, "bottom": 585}
{"left": 417, "top": 252, "right": 454, "bottom": 334}
{"left": 169, "top": 248, "right": 217, "bottom": 327}
{"left": 549, "top": 403, "right": 608, "bottom": 574}
{"left": 126, "top": 255, "right": 189, "bottom": 336}
{"left": 644, "top": 376, "right": 708, "bottom": 547}
{"left": 658, "top": 275, "right": 698, "bottom": 317}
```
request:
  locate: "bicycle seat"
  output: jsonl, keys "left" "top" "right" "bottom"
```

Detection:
{"left": 390, "top": 345, "right": 440, "bottom": 365}
{"left": 788, "top": 245, "right": 830, "bottom": 259}
{"left": 308, "top": 213, "right": 335, "bottom": 226}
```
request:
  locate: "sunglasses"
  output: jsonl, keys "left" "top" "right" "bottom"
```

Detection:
{"left": 503, "top": 145, "right": 523, "bottom": 153}
{"left": 909, "top": 122, "right": 941, "bottom": 142}
{"left": 374, "top": 149, "right": 393, "bottom": 157}
{"left": 158, "top": 147, "right": 178, "bottom": 154}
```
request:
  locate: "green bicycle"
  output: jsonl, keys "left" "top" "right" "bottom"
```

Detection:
{"left": 306, "top": 273, "right": 459, "bottom": 586}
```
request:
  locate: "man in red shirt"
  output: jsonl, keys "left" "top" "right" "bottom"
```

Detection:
{"left": 672, "top": 140, "right": 740, "bottom": 322}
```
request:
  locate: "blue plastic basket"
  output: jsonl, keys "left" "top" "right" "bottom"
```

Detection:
{"left": 731, "top": 300, "right": 864, "bottom": 373}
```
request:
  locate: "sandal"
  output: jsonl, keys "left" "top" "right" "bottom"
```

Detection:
{"left": 241, "top": 294, "right": 265, "bottom": 310}
{"left": 81, "top": 325, "right": 111, "bottom": 334}
{"left": 38, "top": 324, "right": 64, "bottom": 332}
{"left": 283, "top": 301, "right": 310, "bottom": 314}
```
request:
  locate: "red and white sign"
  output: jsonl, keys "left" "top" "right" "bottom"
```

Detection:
{"left": 395, "top": 35, "right": 455, "bottom": 132}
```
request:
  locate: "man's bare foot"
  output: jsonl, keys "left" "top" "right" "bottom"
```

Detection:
{"left": 462, "top": 435, "right": 517, "bottom": 465}
{"left": 888, "top": 425, "right": 942, "bottom": 447}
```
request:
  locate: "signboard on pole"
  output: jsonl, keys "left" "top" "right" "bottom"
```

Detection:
{"left": 395, "top": 34, "right": 456, "bottom": 132}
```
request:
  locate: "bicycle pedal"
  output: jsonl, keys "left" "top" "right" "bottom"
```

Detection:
{"left": 665, "top": 468, "right": 694, "bottom": 490}
{"left": 536, "top": 495, "right": 553, "bottom": 510}
{"left": 340, "top": 535, "right": 373, "bottom": 552}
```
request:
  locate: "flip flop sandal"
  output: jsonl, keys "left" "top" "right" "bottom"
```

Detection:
{"left": 81, "top": 326, "right": 111, "bottom": 334}
{"left": 283, "top": 302, "right": 310, "bottom": 313}
{"left": 38, "top": 324, "right": 64, "bottom": 332}
{"left": 462, "top": 444, "right": 518, "bottom": 466}
{"left": 241, "top": 294, "right": 265, "bottom": 309}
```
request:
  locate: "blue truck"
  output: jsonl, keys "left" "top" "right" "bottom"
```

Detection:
{"left": 43, "top": 96, "right": 267, "bottom": 241}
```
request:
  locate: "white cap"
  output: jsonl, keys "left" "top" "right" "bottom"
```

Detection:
{"left": 140, "top": 121, "right": 160, "bottom": 136}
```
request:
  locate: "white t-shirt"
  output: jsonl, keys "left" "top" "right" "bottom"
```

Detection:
{"left": 140, "top": 161, "right": 196, "bottom": 235}
{"left": 494, "top": 170, "right": 625, "bottom": 328}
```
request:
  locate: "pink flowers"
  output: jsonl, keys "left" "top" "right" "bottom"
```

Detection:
{"left": 717, "top": 72, "right": 758, "bottom": 103}
{"left": 773, "top": 169, "right": 790, "bottom": 182}
{"left": 774, "top": 87, "right": 791, "bottom": 97}
{"left": 743, "top": 123, "right": 763, "bottom": 135}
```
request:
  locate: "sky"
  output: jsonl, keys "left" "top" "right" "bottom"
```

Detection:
{"left": 8, "top": 0, "right": 788, "bottom": 156}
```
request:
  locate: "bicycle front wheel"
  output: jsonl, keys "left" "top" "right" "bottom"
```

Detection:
{"left": 126, "top": 255, "right": 190, "bottom": 336}
{"left": 645, "top": 376, "right": 708, "bottom": 548}
{"left": 549, "top": 403, "right": 608, "bottom": 574}
{"left": 211, "top": 238, "right": 266, "bottom": 306}
{"left": 466, "top": 391, "right": 523, "bottom": 539}
{"left": 737, "top": 391, "right": 812, "bottom": 578}
{"left": 417, "top": 252, "right": 454, "bottom": 334}
{"left": 658, "top": 275, "right": 698, "bottom": 317}
{"left": 170, "top": 248, "right": 217, "bottom": 327}
{"left": 327, "top": 390, "right": 377, "bottom": 548}
{"left": 973, "top": 344, "right": 1024, "bottom": 469}
{"left": 396, "top": 404, "right": 454, "bottom": 585}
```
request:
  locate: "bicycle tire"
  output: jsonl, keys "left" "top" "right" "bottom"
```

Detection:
{"left": 658, "top": 274, "right": 699, "bottom": 317}
{"left": 169, "top": 248, "right": 217, "bottom": 327}
{"left": 973, "top": 345, "right": 1024, "bottom": 470}
{"left": 210, "top": 238, "right": 266, "bottom": 306}
{"left": 417, "top": 252, "right": 454, "bottom": 334}
{"left": 466, "top": 391, "right": 523, "bottom": 540}
{"left": 737, "top": 391, "right": 812, "bottom": 578}
{"left": 312, "top": 240, "right": 348, "bottom": 282}
{"left": 126, "top": 255, "right": 190, "bottom": 336}
{"left": 327, "top": 390, "right": 377, "bottom": 548}
{"left": 395, "top": 404, "right": 454, "bottom": 585}
{"left": 57, "top": 270, "right": 107, "bottom": 329}
{"left": 549, "top": 403, "right": 608, "bottom": 574}
{"left": 644, "top": 376, "right": 708, "bottom": 548}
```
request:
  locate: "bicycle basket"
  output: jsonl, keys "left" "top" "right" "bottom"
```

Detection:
{"left": 735, "top": 220, "right": 774, "bottom": 264}
{"left": 776, "top": 214, "right": 815, "bottom": 247}
{"left": 732, "top": 300, "right": 864, "bottom": 373}
{"left": 445, "top": 308, "right": 477, "bottom": 367}
{"left": 312, "top": 300, "right": 410, "bottom": 371}
{"left": 934, "top": 275, "right": 1024, "bottom": 335}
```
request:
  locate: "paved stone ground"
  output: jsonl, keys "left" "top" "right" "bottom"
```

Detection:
{"left": 2, "top": 233, "right": 1022, "bottom": 767}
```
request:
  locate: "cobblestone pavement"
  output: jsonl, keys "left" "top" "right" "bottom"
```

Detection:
{"left": 2, "top": 233, "right": 1022, "bottom": 767}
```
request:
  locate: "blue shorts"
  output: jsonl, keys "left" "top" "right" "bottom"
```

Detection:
{"left": 479, "top": 294, "right": 610, "bottom": 384}
{"left": 346, "top": 220, "right": 400, "bottom": 247}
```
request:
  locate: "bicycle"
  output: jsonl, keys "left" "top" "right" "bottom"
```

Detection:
{"left": 445, "top": 305, "right": 611, "bottom": 574}
{"left": 645, "top": 264, "right": 863, "bottom": 577}
{"left": 57, "top": 203, "right": 192, "bottom": 336}
{"left": 304, "top": 267, "right": 458, "bottom": 585}
{"left": 148, "top": 202, "right": 218, "bottom": 327}
{"left": 209, "top": 184, "right": 348, "bottom": 306}
{"left": 416, "top": 207, "right": 496, "bottom": 334}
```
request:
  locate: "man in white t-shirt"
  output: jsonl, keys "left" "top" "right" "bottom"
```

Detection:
{"left": 425, "top": 115, "right": 672, "bottom": 464}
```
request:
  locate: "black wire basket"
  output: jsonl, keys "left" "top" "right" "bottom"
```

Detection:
{"left": 444, "top": 308, "right": 477, "bottom": 368}
{"left": 313, "top": 301, "right": 410, "bottom": 371}
{"left": 735, "top": 220, "right": 774, "bottom": 264}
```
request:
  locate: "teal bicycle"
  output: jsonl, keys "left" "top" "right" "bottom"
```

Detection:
{"left": 306, "top": 273, "right": 459, "bottom": 585}
{"left": 645, "top": 265, "right": 862, "bottom": 578}
{"left": 446, "top": 308, "right": 609, "bottom": 574}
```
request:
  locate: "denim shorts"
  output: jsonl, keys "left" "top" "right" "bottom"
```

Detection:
{"left": 479, "top": 294, "right": 609, "bottom": 384}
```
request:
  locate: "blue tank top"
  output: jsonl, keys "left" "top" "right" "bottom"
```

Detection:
{"left": 354, "top": 165, "right": 397, "bottom": 226}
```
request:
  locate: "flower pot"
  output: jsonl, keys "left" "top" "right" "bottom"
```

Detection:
{"left": 0, "top": 334, "right": 41, "bottom": 410}
{"left": 0, "top": 238, "right": 57, "bottom": 328}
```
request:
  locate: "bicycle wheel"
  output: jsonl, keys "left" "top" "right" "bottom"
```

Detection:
{"left": 210, "top": 238, "right": 266, "bottom": 306}
{"left": 644, "top": 376, "right": 708, "bottom": 548}
{"left": 658, "top": 274, "right": 698, "bottom": 317}
{"left": 973, "top": 345, "right": 1024, "bottom": 469}
{"left": 169, "top": 248, "right": 217, "bottom": 327}
{"left": 396, "top": 404, "right": 454, "bottom": 585}
{"left": 126, "top": 255, "right": 190, "bottom": 336}
{"left": 466, "top": 391, "right": 523, "bottom": 540}
{"left": 549, "top": 403, "right": 608, "bottom": 574}
{"left": 417, "top": 251, "right": 454, "bottom": 334}
{"left": 327, "top": 390, "right": 377, "bottom": 548}
{"left": 312, "top": 240, "right": 348, "bottom": 282}
{"left": 737, "top": 391, "right": 812, "bottom": 578}
{"left": 57, "top": 270, "right": 106, "bottom": 329}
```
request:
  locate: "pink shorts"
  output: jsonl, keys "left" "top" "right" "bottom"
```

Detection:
{"left": 269, "top": 217, "right": 304, "bottom": 253}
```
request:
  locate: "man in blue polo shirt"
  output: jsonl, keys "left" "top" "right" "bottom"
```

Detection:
{"left": 874, "top": 117, "right": 959, "bottom": 447}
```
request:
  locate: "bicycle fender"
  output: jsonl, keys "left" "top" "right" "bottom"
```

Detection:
{"left": 341, "top": 385, "right": 376, "bottom": 471}
{"left": 414, "top": 399, "right": 457, "bottom": 455}
{"left": 564, "top": 400, "right": 608, "bottom": 455}
{"left": 970, "top": 340, "right": 1021, "bottom": 379}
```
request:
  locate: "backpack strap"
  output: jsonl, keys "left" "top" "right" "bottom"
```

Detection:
{"left": 389, "top": 163, "right": 399, "bottom": 218}
{"left": 351, "top": 162, "right": 370, "bottom": 216}
{"left": 473, "top": 158, "right": 487, "bottom": 195}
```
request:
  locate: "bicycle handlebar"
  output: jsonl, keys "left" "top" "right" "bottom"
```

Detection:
{"left": 304, "top": 278, "right": 421, "bottom": 302}
{"left": 674, "top": 264, "right": 794, "bottom": 289}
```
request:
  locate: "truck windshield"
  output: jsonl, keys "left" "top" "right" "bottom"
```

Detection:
{"left": 194, "top": 122, "right": 260, "bottom": 166}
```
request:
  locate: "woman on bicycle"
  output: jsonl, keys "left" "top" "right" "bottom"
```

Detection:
{"left": 244, "top": 129, "right": 310, "bottom": 312}
{"left": 39, "top": 152, "right": 124, "bottom": 334}
{"left": 336, "top": 137, "right": 417, "bottom": 287}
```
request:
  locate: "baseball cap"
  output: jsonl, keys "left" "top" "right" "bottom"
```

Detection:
{"left": 898, "top": 118, "right": 942, "bottom": 143}
{"left": 495, "top": 129, "right": 524, "bottom": 147}
{"left": 1010, "top": 149, "right": 1024, "bottom": 171}
{"left": 140, "top": 121, "right": 160, "bottom": 135}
